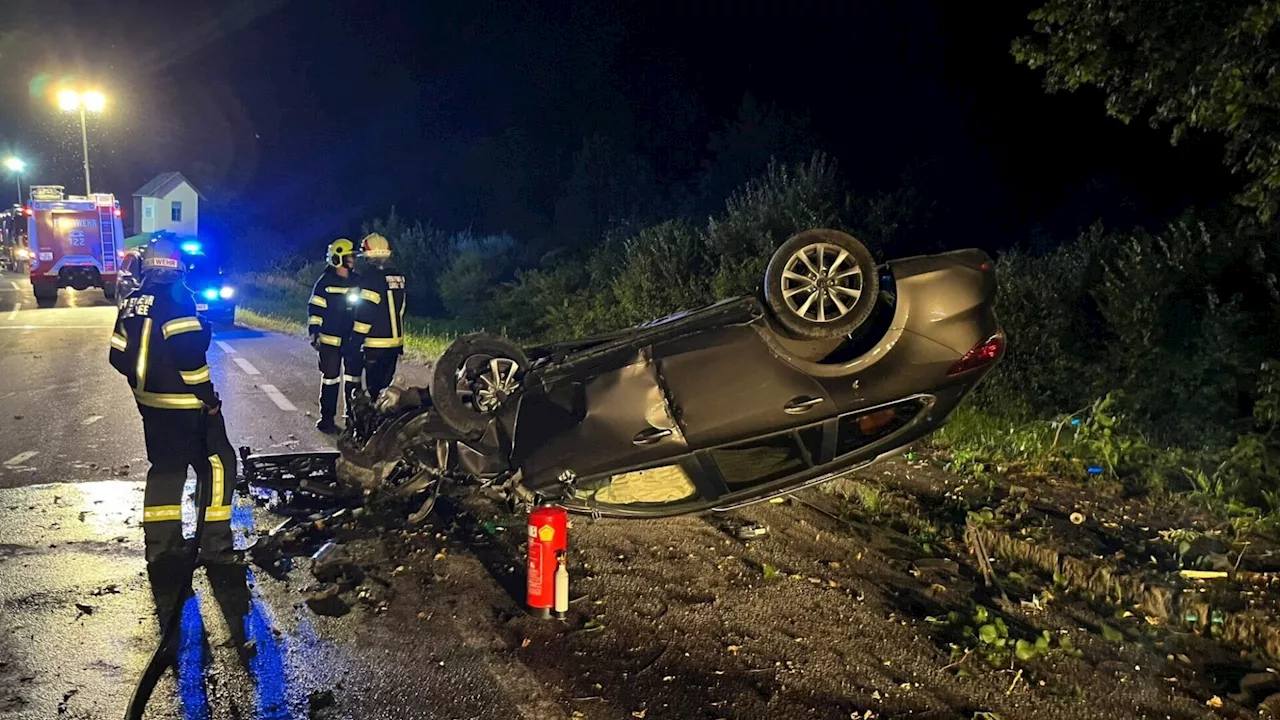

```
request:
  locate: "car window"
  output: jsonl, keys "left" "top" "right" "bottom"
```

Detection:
{"left": 834, "top": 399, "right": 924, "bottom": 457}
{"left": 573, "top": 463, "right": 700, "bottom": 507}
{"left": 709, "top": 432, "right": 812, "bottom": 490}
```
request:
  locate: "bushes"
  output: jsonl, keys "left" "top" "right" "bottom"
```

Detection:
{"left": 706, "top": 153, "right": 847, "bottom": 298}
{"left": 437, "top": 233, "right": 518, "bottom": 327}
{"left": 980, "top": 216, "right": 1280, "bottom": 449}
{"left": 481, "top": 153, "right": 860, "bottom": 343}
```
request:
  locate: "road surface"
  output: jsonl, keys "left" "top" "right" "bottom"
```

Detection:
{"left": 0, "top": 271, "right": 555, "bottom": 720}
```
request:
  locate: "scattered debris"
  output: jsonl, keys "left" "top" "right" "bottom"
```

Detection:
{"left": 308, "top": 689, "right": 335, "bottom": 718}
{"left": 304, "top": 585, "right": 350, "bottom": 617}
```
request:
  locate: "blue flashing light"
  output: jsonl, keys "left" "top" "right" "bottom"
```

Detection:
{"left": 181, "top": 241, "right": 202, "bottom": 254}
{"left": 202, "top": 288, "right": 219, "bottom": 301}
{"left": 1086, "top": 466, "right": 1104, "bottom": 475}
{"left": 1070, "top": 418, "right": 1081, "bottom": 427}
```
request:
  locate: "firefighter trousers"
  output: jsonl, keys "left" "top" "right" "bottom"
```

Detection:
{"left": 317, "top": 342, "right": 364, "bottom": 422}
{"left": 139, "top": 406, "right": 238, "bottom": 564}
{"left": 364, "top": 347, "right": 401, "bottom": 403}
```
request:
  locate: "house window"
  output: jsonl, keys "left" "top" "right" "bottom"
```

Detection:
{"left": 171, "top": 201, "right": 183, "bottom": 222}
{"left": 143, "top": 205, "right": 153, "bottom": 219}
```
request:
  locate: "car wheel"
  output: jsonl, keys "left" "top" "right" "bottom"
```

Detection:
{"left": 763, "top": 229, "right": 879, "bottom": 340}
{"left": 102, "top": 282, "right": 116, "bottom": 301}
{"left": 430, "top": 333, "right": 529, "bottom": 437}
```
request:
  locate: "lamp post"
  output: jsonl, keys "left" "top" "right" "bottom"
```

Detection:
{"left": 56, "top": 89, "right": 106, "bottom": 195}
{"left": 2, "top": 157, "right": 24, "bottom": 204}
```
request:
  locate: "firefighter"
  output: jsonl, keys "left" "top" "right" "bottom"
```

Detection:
{"left": 108, "top": 236, "right": 239, "bottom": 567}
{"left": 352, "top": 232, "right": 407, "bottom": 402}
{"left": 308, "top": 238, "right": 363, "bottom": 433}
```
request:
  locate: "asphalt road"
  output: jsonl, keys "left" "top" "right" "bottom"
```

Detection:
{"left": 0, "top": 271, "right": 554, "bottom": 720}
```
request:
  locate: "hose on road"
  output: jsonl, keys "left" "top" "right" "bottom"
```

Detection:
{"left": 124, "top": 411, "right": 213, "bottom": 720}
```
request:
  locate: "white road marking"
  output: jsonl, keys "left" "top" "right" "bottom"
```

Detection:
{"left": 215, "top": 340, "right": 237, "bottom": 354}
{"left": 233, "top": 357, "right": 261, "bottom": 375}
{"left": 6, "top": 307, "right": 17, "bottom": 321}
{"left": 82, "top": 415, "right": 103, "bottom": 426}
{"left": 4, "top": 450, "right": 39, "bottom": 467}
{"left": 9, "top": 281, "right": 17, "bottom": 289}
{"left": 260, "top": 384, "right": 297, "bottom": 412}
{"left": 0, "top": 325, "right": 111, "bottom": 330}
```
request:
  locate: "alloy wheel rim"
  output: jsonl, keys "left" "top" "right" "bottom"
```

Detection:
{"left": 780, "top": 242, "right": 863, "bottom": 323}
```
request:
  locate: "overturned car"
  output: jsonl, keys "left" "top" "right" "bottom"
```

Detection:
{"left": 243, "top": 229, "right": 1004, "bottom": 521}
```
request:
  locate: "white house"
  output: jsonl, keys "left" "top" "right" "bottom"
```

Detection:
{"left": 132, "top": 172, "right": 201, "bottom": 238}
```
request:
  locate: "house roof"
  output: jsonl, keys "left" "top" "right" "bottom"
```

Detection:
{"left": 133, "top": 172, "right": 203, "bottom": 199}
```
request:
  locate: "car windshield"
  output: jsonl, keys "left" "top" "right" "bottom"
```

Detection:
{"left": 184, "top": 255, "right": 220, "bottom": 285}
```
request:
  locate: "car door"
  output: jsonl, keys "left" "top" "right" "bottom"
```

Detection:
{"left": 653, "top": 323, "right": 836, "bottom": 452}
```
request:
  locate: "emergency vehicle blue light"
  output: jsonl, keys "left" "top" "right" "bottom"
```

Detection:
{"left": 181, "top": 241, "right": 202, "bottom": 254}
{"left": 1086, "top": 466, "right": 1104, "bottom": 475}
{"left": 202, "top": 288, "right": 219, "bottom": 300}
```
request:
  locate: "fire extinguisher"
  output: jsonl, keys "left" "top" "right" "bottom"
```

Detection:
{"left": 527, "top": 503, "right": 567, "bottom": 619}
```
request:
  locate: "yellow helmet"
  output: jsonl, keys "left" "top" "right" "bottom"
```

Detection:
{"left": 326, "top": 238, "right": 355, "bottom": 268}
{"left": 360, "top": 232, "right": 391, "bottom": 259}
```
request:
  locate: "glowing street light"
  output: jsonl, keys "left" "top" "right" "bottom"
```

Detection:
{"left": 55, "top": 89, "right": 107, "bottom": 194}
{"left": 3, "top": 157, "right": 24, "bottom": 205}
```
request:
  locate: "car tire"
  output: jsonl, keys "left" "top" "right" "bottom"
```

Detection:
{"left": 763, "top": 229, "right": 879, "bottom": 340}
{"left": 33, "top": 285, "right": 57, "bottom": 307}
{"left": 102, "top": 283, "right": 116, "bottom": 301}
{"left": 430, "top": 333, "right": 529, "bottom": 438}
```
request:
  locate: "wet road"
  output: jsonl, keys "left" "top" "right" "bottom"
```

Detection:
{"left": 0, "top": 271, "right": 557, "bottom": 719}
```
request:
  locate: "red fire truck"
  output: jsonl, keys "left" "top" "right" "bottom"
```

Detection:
{"left": 26, "top": 185, "right": 125, "bottom": 304}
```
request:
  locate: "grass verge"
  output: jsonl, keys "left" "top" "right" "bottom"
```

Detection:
{"left": 234, "top": 303, "right": 456, "bottom": 363}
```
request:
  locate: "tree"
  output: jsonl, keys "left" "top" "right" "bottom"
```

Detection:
{"left": 1013, "top": 0, "right": 1280, "bottom": 220}
{"left": 551, "top": 134, "right": 658, "bottom": 253}
{"left": 699, "top": 95, "right": 820, "bottom": 209}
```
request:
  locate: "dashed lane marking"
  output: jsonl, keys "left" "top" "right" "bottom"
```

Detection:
{"left": 82, "top": 415, "right": 103, "bottom": 426}
{"left": 4, "top": 451, "right": 39, "bottom": 467}
{"left": 6, "top": 307, "right": 17, "bottom": 321}
{"left": 215, "top": 340, "right": 237, "bottom": 354}
{"left": 260, "top": 384, "right": 297, "bottom": 412}
{"left": 9, "top": 281, "right": 17, "bottom": 290}
{"left": 232, "top": 357, "right": 261, "bottom": 375}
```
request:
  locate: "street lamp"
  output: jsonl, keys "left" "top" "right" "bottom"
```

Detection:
{"left": 3, "top": 157, "right": 24, "bottom": 204}
{"left": 56, "top": 89, "right": 106, "bottom": 195}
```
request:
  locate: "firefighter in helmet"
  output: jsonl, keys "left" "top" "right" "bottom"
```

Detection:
{"left": 108, "top": 236, "right": 240, "bottom": 567}
{"left": 308, "top": 238, "right": 363, "bottom": 433}
{"left": 352, "top": 233, "right": 407, "bottom": 402}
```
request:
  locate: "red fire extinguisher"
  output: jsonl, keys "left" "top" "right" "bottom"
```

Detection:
{"left": 527, "top": 504, "right": 568, "bottom": 618}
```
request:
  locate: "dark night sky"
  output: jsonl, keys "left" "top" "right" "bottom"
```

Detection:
{"left": 0, "top": 0, "right": 1234, "bottom": 253}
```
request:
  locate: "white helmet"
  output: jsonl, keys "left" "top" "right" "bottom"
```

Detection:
{"left": 360, "top": 233, "right": 391, "bottom": 259}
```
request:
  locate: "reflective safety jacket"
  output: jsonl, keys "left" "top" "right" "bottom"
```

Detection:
{"left": 353, "top": 264, "right": 407, "bottom": 352}
{"left": 308, "top": 268, "right": 360, "bottom": 347}
{"left": 109, "top": 279, "right": 219, "bottom": 410}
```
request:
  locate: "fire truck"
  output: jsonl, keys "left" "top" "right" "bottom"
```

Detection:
{"left": 0, "top": 205, "right": 31, "bottom": 272}
{"left": 26, "top": 185, "right": 125, "bottom": 304}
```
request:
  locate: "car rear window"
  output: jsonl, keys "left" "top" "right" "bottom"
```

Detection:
{"left": 834, "top": 399, "right": 924, "bottom": 457}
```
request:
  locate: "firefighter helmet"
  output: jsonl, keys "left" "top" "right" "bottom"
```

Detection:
{"left": 327, "top": 238, "right": 355, "bottom": 268}
{"left": 142, "top": 236, "right": 186, "bottom": 274}
{"left": 360, "top": 233, "right": 391, "bottom": 259}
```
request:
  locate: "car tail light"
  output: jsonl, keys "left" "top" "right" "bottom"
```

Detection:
{"left": 947, "top": 331, "right": 1005, "bottom": 376}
